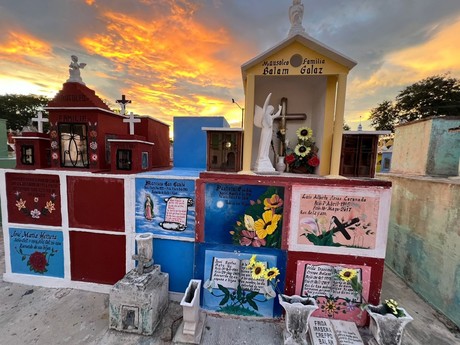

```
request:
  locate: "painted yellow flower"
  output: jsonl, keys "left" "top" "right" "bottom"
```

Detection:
{"left": 263, "top": 194, "right": 283, "bottom": 210}
{"left": 45, "top": 201, "right": 55, "bottom": 213}
{"left": 264, "top": 267, "right": 280, "bottom": 281}
{"left": 254, "top": 211, "right": 282, "bottom": 239}
{"left": 252, "top": 262, "right": 266, "bottom": 279}
{"left": 338, "top": 268, "right": 357, "bottom": 282}
{"left": 246, "top": 254, "right": 257, "bottom": 269}
{"left": 296, "top": 126, "right": 313, "bottom": 140}
{"left": 15, "top": 199, "right": 26, "bottom": 211}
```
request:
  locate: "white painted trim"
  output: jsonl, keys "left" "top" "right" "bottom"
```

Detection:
{"left": 152, "top": 234, "right": 195, "bottom": 242}
{"left": 201, "top": 127, "right": 243, "bottom": 132}
{"left": 108, "top": 139, "right": 155, "bottom": 146}
{"left": 68, "top": 228, "right": 127, "bottom": 236}
{"left": 12, "top": 136, "right": 50, "bottom": 141}
{"left": 45, "top": 107, "right": 118, "bottom": 115}
{"left": 0, "top": 170, "right": 12, "bottom": 274}
{"left": 124, "top": 176, "right": 136, "bottom": 272}
{"left": 2, "top": 273, "right": 112, "bottom": 294}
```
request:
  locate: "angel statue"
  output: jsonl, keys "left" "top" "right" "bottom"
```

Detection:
{"left": 253, "top": 93, "right": 282, "bottom": 173}
{"left": 67, "top": 55, "right": 87, "bottom": 84}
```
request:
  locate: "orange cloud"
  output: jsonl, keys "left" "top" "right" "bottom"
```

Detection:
{"left": 0, "top": 31, "right": 52, "bottom": 64}
{"left": 349, "top": 16, "right": 460, "bottom": 97}
{"left": 79, "top": 1, "right": 251, "bottom": 125}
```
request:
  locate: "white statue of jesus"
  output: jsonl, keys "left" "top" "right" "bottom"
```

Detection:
{"left": 253, "top": 93, "right": 282, "bottom": 173}
{"left": 67, "top": 55, "right": 87, "bottom": 84}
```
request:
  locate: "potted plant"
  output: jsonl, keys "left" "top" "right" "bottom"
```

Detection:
{"left": 248, "top": 255, "right": 318, "bottom": 345}
{"left": 337, "top": 268, "right": 413, "bottom": 345}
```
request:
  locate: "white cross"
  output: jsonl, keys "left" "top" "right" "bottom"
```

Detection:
{"left": 31, "top": 111, "right": 49, "bottom": 133}
{"left": 123, "top": 112, "right": 141, "bottom": 135}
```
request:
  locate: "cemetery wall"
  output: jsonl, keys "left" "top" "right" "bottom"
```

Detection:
{"left": 391, "top": 117, "right": 460, "bottom": 177}
{"left": 378, "top": 173, "right": 460, "bottom": 327}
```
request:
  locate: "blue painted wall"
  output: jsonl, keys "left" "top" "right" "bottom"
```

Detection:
{"left": 153, "top": 238, "right": 194, "bottom": 293}
{"left": 173, "top": 117, "right": 229, "bottom": 169}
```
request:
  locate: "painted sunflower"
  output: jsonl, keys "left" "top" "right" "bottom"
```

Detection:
{"left": 294, "top": 144, "right": 311, "bottom": 157}
{"left": 264, "top": 267, "right": 280, "bottom": 281}
{"left": 338, "top": 268, "right": 357, "bottom": 282}
{"left": 246, "top": 254, "right": 257, "bottom": 269}
{"left": 254, "top": 210, "right": 282, "bottom": 239}
{"left": 252, "top": 262, "right": 266, "bottom": 279}
{"left": 296, "top": 126, "right": 313, "bottom": 140}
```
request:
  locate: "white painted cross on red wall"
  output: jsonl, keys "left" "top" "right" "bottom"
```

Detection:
{"left": 123, "top": 112, "right": 141, "bottom": 135}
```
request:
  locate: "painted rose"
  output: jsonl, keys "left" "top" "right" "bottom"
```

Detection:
{"left": 28, "top": 251, "right": 48, "bottom": 273}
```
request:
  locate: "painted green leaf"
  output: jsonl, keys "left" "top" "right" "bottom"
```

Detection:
{"left": 247, "top": 298, "right": 258, "bottom": 311}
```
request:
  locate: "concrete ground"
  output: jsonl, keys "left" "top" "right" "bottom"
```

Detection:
{"left": 0, "top": 233, "right": 459, "bottom": 345}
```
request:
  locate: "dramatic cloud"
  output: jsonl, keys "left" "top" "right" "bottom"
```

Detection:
{"left": 0, "top": 0, "right": 460, "bottom": 130}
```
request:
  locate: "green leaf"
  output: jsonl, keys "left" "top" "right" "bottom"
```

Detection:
{"left": 246, "top": 298, "right": 258, "bottom": 311}
{"left": 246, "top": 291, "right": 259, "bottom": 300}
{"left": 218, "top": 284, "right": 230, "bottom": 296}
{"left": 219, "top": 295, "right": 229, "bottom": 306}
{"left": 237, "top": 285, "right": 242, "bottom": 300}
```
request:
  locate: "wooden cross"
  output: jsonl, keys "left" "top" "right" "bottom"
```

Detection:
{"left": 274, "top": 97, "right": 307, "bottom": 155}
{"left": 116, "top": 94, "right": 131, "bottom": 115}
{"left": 123, "top": 111, "right": 141, "bottom": 135}
{"left": 31, "top": 111, "right": 49, "bottom": 133}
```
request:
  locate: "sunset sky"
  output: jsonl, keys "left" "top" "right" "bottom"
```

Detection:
{"left": 1, "top": 0, "right": 460, "bottom": 131}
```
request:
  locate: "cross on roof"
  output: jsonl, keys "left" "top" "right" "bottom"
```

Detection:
{"left": 31, "top": 111, "right": 49, "bottom": 133}
{"left": 116, "top": 94, "right": 132, "bottom": 115}
{"left": 123, "top": 112, "right": 141, "bottom": 135}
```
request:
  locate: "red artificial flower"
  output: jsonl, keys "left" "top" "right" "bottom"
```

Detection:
{"left": 28, "top": 251, "right": 48, "bottom": 273}
{"left": 308, "top": 155, "right": 320, "bottom": 167}
{"left": 285, "top": 154, "right": 295, "bottom": 165}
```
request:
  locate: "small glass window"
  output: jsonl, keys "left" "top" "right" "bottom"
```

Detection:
{"left": 21, "top": 145, "right": 34, "bottom": 165}
{"left": 59, "top": 123, "right": 89, "bottom": 168}
{"left": 141, "top": 152, "right": 148, "bottom": 170}
{"left": 117, "top": 149, "right": 132, "bottom": 170}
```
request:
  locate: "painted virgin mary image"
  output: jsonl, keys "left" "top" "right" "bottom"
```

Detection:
{"left": 144, "top": 195, "right": 154, "bottom": 221}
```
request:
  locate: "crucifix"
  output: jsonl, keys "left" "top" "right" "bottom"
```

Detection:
{"left": 123, "top": 111, "right": 141, "bottom": 135}
{"left": 31, "top": 111, "right": 49, "bottom": 133}
{"left": 116, "top": 94, "right": 131, "bottom": 115}
{"left": 274, "top": 97, "right": 307, "bottom": 155}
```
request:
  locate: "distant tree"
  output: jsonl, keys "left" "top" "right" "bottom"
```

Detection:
{"left": 370, "top": 74, "right": 460, "bottom": 132}
{"left": 369, "top": 100, "right": 399, "bottom": 132}
{"left": 396, "top": 75, "right": 460, "bottom": 122}
{"left": 343, "top": 123, "right": 351, "bottom": 131}
{"left": 0, "top": 94, "right": 50, "bottom": 131}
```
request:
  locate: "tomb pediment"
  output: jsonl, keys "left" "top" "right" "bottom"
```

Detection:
{"left": 241, "top": 34, "right": 357, "bottom": 82}
{"left": 48, "top": 82, "right": 110, "bottom": 110}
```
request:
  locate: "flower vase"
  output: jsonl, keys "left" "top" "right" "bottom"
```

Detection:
{"left": 276, "top": 156, "right": 286, "bottom": 173}
{"left": 366, "top": 305, "right": 413, "bottom": 345}
{"left": 278, "top": 294, "right": 318, "bottom": 345}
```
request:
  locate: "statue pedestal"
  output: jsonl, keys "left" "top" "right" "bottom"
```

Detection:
{"left": 109, "top": 265, "right": 169, "bottom": 335}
